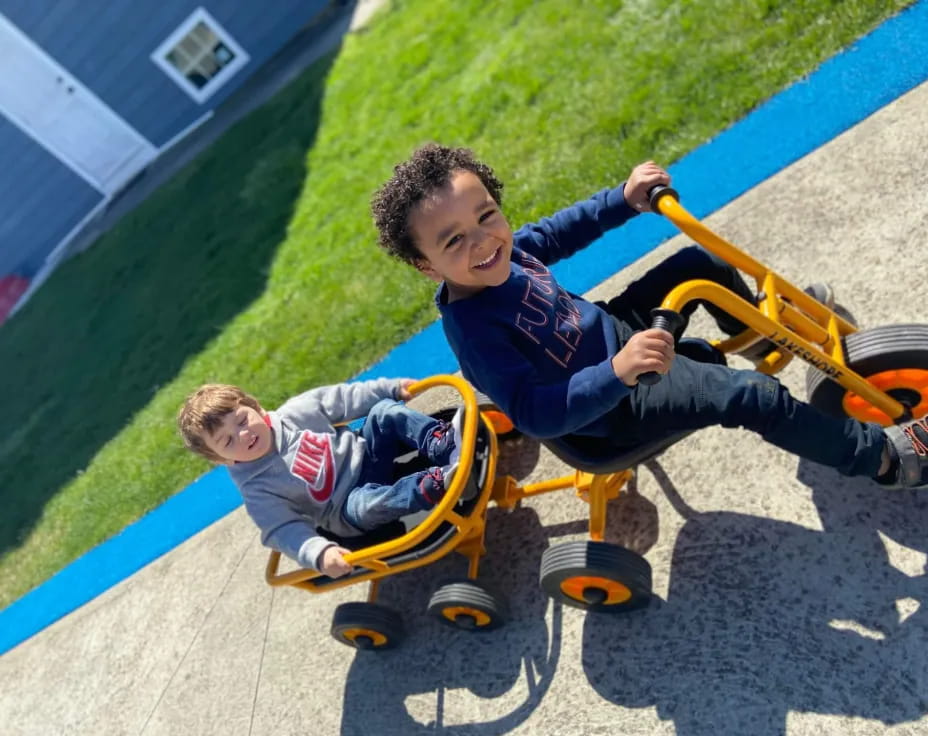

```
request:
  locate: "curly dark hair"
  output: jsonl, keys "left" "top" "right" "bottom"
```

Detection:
{"left": 371, "top": 143, "right": 504, "bottom": 265}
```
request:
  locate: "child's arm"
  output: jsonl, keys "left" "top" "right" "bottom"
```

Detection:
{"left": 318, "top": 545, "right": 354, "bottom": 577}
{"left": 456, "top": 331, "right": 673, "bottom": 439}
{"left": 265, "top": 519, "right": 353, "bottom": 575}
{"left": 280, "top": 377, "right": 408, "bottom": 427}
{"left": 610, "top": 329, "right": 675, "bottom": 385}
{"left": 517, "top": 162, "right": 670, "bottom": 267}
{"left": 459, "top": 336, "right": 628, "bottom": 438}
{"left": 243, "top": 492, "right": 352, "bottom": 574}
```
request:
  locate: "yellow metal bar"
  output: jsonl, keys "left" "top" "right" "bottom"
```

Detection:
{"left": 754, "top": 348, "right": 792, "bottom": 375}
{"left": 265, "top": 550, "right": 283, "bottom": 583}
{"left": 367, "top": 578, "right": 380, "bottom": 603}
{"left": 492, "top": 472, "right": 578, "bottom": 508}
{"left": 656, "top": 196, "right": 771, "bottom": 282}
{"left": 518, "top": 474, "right": 578, "bottom": 498}
{"left": 779, "top": 301, "right": 832, "bottom": 348}
{"left": 456, "top": 535, "right": 485, "bottom": 579}
{"left": 650, "top": 193, "right": 906, "bottom": 421}
{"left": 277, "top": 526, "right": 481, "bottom": 593}
{"left": 490, "top": 475, "right": 521, "bottom": 508}
{"left": 656, "top": 195, "right": 857, "bottom": 337}
{"left": 587, "top": 474, "right": 607, "bottom": 542}
{"left": 358, "top": 558, "right": 390, "bottom": 573}
{"left": 714, "top": 328, "right": 766, "bottom": 355}
{"left": 657, "top": 279, "right": 906, "bottom": 420}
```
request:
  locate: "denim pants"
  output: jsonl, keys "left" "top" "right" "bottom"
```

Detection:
{"left": 598, "top": 246, "right": 887, "bottom": 477}
{"left": 603, "top": 245, "right": 757, "bottom": 337}
{"left": 342, "top": 400, "right": 449, "bottom": 530}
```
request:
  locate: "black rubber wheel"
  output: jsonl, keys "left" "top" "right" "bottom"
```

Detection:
{"left": 539, "top": 541, "right": 652, "bottom": 613}
{"left": 427, "top": 578, "right": 509, "bottom": 631}
{"left": 331, "top": 601, "right": 405, "bottom": 650}
{"left": 806, "top": 324, "right": 928, "bottom": 425}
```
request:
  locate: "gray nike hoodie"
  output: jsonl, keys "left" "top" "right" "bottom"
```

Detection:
{"left": 227, "top": 378, "right": 403, "bottom": 571}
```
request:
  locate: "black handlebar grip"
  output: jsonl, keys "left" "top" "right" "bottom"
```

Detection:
{"left": 636, "top": 308, "right": 685, "bottom": 386}
{"left": 647, "top": 185, "right": 679, "bottom": 212}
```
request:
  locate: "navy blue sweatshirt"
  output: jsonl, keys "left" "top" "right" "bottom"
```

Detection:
{"left": 438, "top": 185, "right": 639, "bottom": 438}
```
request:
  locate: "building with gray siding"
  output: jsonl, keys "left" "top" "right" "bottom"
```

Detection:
{"left": 0, "top": 0, "right": 330, "bottom": 314}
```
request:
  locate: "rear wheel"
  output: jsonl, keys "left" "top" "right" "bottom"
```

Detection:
{"left": 473, "top": 390, "right": 520, "bottom": 440}
{"left": 331, "top": 602, "right": 404, "bottom": 650}
{"left": 427, "top": 579, "right": 508, "bottom": 631}
{"left": 539, "top": 541, "right": 652, "bottom": 613}
{"left": 806, "top": 324, "right": 928, "bottom": 425}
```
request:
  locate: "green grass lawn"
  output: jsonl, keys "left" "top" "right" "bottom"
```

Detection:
{"left": 0, "top": 0, "right": 914, "bottom": 607}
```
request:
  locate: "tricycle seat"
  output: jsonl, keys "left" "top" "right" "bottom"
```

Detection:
{"left": 542, "top": 429, "right": 692, "bottom": 474}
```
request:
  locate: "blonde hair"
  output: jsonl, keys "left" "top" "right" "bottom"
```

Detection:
{"left": 177, "top": 383, "right": 262, "bottom": 462}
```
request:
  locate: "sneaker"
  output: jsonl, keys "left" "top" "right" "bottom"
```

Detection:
{"left": 417, "top": 462, "right": 468, "bottom": 506}
{"left": 428, "top": 408, "right": 463, "bottom": 465}
{"left": 449, "top": 408, "right": 463, "bottom": 466}
{"left": 802, "top": 282, "right": 835, "bottom": 310}
{"left": 881, "top": 416, "right": 928, "bottom": 489}
{"left": 418, "top": 466, "right": 449, "bottom": 506}
{"left": 446, "top": 460, "right": 480, "bottom": 503}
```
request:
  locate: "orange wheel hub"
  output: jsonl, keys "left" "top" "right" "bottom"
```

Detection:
{"left": 441, "top": 606, "right": 491, "bottom": 627}
{"left": 560, "top": 576, "right": 632, "bottom": 605}
{"left": 483, "top": 410, "right": 515, "bottom": 435}
{"left": 842, "top": 369, "right": 928, "bottom": 425}
{"left": 341, "top": 628, "right": 388, "bottom": 647}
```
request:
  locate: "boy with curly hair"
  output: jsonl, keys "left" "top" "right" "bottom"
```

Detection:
{"left": 370, "top": 143, "right": 928, "bottom": 490}
{"left": 178, "top": 378, "right": 462, "bottom": 577}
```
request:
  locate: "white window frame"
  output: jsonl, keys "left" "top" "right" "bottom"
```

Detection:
{"left": 150, "top": 7, "right": 250, "bottom": 104}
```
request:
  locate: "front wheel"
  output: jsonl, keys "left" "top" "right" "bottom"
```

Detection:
{"left": 806, "top": 324, "right": 928, "bottom": 425}
{"left": 330, "top": 602, "right": 405, "bottom": 650}
{"left": 539, "top": 541, "right": 652, "bottom": 613}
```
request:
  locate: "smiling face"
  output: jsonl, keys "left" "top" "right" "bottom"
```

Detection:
{"left": 202, "top": 403, "right": 273, "bottom": 464}
{"left": 408, "top": 170, "right": 514, "bottom": 301}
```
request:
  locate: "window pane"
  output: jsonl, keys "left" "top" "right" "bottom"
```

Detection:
{"left": 194, "top": 55, "right": 219, "bottom": 78}
{"left": 190, "top": 22, "right": 217, "bottom": 48}
{"left": 160, "top": 14, "right": 245, "bottom": 95}
{"left": 213, "top": 42, "right": 235, "bottom": 68}
{"left": 178, "top": 36, "right": 202, "bottom": 58}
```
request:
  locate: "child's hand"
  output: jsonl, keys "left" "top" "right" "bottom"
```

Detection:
{"left": 396, "top": 378, "right": 416, "bottom": 401}
{"left": 611, "top": 329, "right": 675, "bottom": 386}
{"left": 319, "top": 545, "right": 354, "bottom": 578}
{"left": 624, "top": 161, "right": 671, "bottom": 213}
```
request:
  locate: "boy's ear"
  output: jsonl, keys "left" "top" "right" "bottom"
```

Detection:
{"left": 413, "top": 258, "right": 443, "bottom": 283}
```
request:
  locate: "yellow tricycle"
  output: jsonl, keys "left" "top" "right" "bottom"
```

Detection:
{"left": 265, "top": 186, "right": 928, "bottom": 650}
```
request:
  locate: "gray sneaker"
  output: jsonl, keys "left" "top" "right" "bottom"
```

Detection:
{"left": 882, "top": 416, "right": 928, "bottom": 489}
{"left": 802, "top": 282, "right": 835, "bottom": 309}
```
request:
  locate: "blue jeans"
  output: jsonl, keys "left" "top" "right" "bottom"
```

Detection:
{"left": 596, "top": 247, "right": 886, "bottom": 477}
{"left": 342, "top": 400, "right": 451, "bottom": 530}
{"left": 602, "top": 245, "right": 757, "bottom": 337}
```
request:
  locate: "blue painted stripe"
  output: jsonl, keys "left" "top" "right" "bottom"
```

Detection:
{"left": 2, "top": 0, "right": 927, "bottom": 655}
{"left": 0, "top": 469, "right": 242, "bottom": 654}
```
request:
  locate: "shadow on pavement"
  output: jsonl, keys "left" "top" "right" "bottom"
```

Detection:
{"left": 337, "top": 434, "right": 666, "bottom": 734}
{"left": 581, "top": 458, "right": 928, "bottom": 736}
{"left": 338, "top": 505, "right": 558, "bottom": 736}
